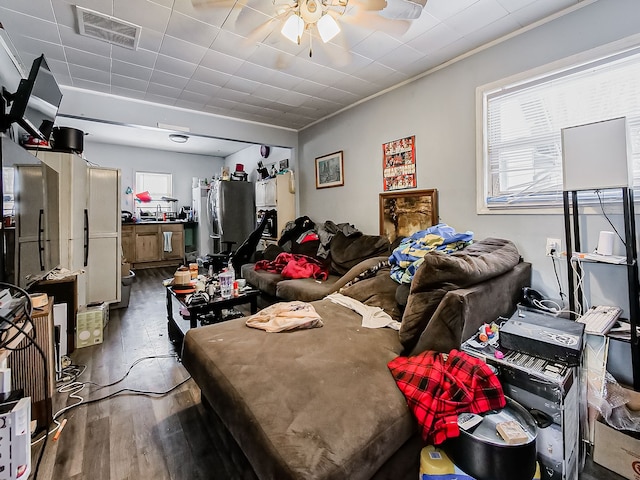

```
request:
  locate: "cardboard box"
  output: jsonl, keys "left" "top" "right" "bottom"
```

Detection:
{"left": 121, "top": 262, "right": 131, "bottom": 276}
{"left": 593, "top": 419, "right": 640, "bottom": 480}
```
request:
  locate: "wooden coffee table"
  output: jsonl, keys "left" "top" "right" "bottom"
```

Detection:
{"left": 166, "top": 285, "right": 259, "bottom": 349}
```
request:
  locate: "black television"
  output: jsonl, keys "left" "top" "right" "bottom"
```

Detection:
{"left": 3, "top": 54, "right": 62, "bottom": 141}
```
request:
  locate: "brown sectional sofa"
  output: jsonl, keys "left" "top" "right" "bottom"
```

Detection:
{"left": 182, "top": 238, "right": 531, "bottom": 480}
{"left": 241, "top": 231, "right": 391, "bottom": 301}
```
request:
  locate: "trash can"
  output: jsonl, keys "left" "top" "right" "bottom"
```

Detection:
{"left": 111, "top": 270, "right": 135, "bottom": 309}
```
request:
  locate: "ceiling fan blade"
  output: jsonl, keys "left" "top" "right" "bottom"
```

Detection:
{"left": 241, "top": 9, "right": 290, "bottom": 46}
{"left": 348, "top": 0, "right": 387, "bottom": 11}
{"left": 340, "top": 9, "right": 410, "bottom": 36}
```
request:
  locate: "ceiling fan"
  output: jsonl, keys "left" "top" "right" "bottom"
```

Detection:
{"left": 192, "top": 0, "right": 427, "bottom": 58}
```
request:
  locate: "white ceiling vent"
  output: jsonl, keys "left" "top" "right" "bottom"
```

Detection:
{"left": 76, "top": 6, "right": 141, "bottom": 50}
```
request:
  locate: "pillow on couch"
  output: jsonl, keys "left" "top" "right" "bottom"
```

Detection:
{"left": 329, "top": 232, "right": 391, "bottom": 276}
{"left": 399, "top": 238, "right": 521, "bottom": 352}
{"left": 339, "top": 261, "right": 402, "bottom": 321}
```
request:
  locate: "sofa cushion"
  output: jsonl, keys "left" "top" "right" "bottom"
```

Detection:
{"left": 328, "top": 232, "right": 391, "bottom": 276}
{"left": 339, "top": 262, "right": 402, "bottom": 322}
{"left": 241, "top": 263, "right": 281, "bottom": 297}
{"left": 182, "top": 299, "right": 417, "bottom": 480}
{"left": 399, "top": 238, "right": 521, "bottom": 351}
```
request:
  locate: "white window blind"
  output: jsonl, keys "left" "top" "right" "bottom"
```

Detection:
{"left": 483, "top": 46, "right": 640, "bottom": 209}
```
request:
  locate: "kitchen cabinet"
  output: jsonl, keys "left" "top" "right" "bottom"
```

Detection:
{"left": 135, "top": 225, "right": 162, "bottom": 262}
{"left": 124, "top": 223, "right": 185, "bottom": 268}
{"left": 161, "top": 224, "right": 184, "bottom": 261}
{"left": 121, "top": 225, "right": 135, "bottom": 263}
{"left": 36, "top": 151, "right": 121, "bottom": 305}
{"left": 14, "top": 163, "right": 60, "bottom": 288}
{"left": 255, "top": 171, "right": 295, "bottom": 240}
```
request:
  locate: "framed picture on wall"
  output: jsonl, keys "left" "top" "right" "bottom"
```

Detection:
{"left": 315, "top": 151, "right": 344, "bottom": 189}
{"left": 382, "top": 135, "right": 416, "bottom": 191}
{"left": 379, "top": 189, "right": 438, "bottom": 243}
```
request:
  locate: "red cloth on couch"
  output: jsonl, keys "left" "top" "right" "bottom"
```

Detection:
{"left": 255, "top": 252, "right": 329, "bottom": 280}
{"left": 387, "top": 349, "right": 505, "bottom": 444}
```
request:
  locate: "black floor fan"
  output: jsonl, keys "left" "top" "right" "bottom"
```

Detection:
{"left": 229, "top": 209, "right": 277, "bottom": 273}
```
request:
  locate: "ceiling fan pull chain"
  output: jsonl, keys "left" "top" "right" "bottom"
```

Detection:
{"left": 309, "top": 29, "right": 313, "bottom": 57}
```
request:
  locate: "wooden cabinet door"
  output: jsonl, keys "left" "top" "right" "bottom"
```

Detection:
{"left": 162, "top": 229, "right": 184, "bottom": 261}
{"left": 121, "top": 225, "right": 135, "bottom": 263}
{"left": 135, "top": 228, "right": 161, "bottom": 262}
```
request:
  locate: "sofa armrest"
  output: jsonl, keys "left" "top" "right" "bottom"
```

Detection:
{"left": 408, "top": 261, "right": 531, "bottom": 355}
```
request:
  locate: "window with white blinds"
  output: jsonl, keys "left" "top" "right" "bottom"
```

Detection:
{"left": 481, "top": 45, "right": 640, "bottom": 210}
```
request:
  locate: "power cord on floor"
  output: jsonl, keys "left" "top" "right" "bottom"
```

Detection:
{"left": 31, "top": 354, "right": 189, "bottom": 447}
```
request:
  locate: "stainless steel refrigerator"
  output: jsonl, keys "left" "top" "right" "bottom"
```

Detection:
{"left": 192, "top": 180, "right": 255, "bottom": 256}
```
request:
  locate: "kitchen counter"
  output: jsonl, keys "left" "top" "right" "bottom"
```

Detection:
{"left": 122, "top": 220, "right": 197, "bottom": 225}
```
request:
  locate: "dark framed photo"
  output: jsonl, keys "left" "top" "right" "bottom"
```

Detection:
{"left": 379, "top": 189, "right": 438, "bottom": 243}
{"left": 315, "top": 151, "right": 344, "bottom": 189}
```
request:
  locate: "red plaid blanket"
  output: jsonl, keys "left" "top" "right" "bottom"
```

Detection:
{"left": 388, "top": 349, "right": 505, "bottom": 444}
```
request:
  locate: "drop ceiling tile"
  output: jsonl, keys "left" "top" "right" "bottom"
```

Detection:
{"left": 150, "top": 0, "right": 174, "bottom": 8}
{"left": 71, "top": 77, "right": 112, "bottom": 93}
{"left": 68, "top": 63, "right": 111, "bottom": 83}
{"left": 114, "top": 0, "right": 171, "bottom": 33}
{"left": 173, "top": 0, "right": 230, "bottom": 27}
{"left": 351, "top": 30, "right": 403, "bottom": 59}
{"left": 462, "top": 14, "right": 522, "bottom": 47}
{"left": 112, "top": 59, "right": 153, "bottom": 81}
{"left": 65, "top": 47, "right": 111, "bottom": 71}
{"left": 46, "top": 58, "right": 72, "bottom": 84}
{"left": 246, "top": 44, "right": 294, "bottom": 71}
{"left": 293, "top": 79, "right": 326, "bottom": 97}
{"left": 51, "top": 0, "right": 77, "bottom": 29}
{"left": 445, "top": 0, "right": 509, "bottom": 37}
{"left": 150, "top": 69, "right": 190, "bottom": 89}
{"left": 224, "top": 76, "right": 260, "bottom": 95}
{"left": 252, "top": 83, "right": 288, "bottom": 102}
{"left": 147, "top": 81, "right": 183, "bottom": 98}
{"left": 191, "top": 65, "right": 232, "bottom": 86}
{"left": 111, "top": 73, "right": 149, "bottom": 91}
{"left": 178, "top": 90, "right": 210, "bottom": 104}
{"left": 277, "top": 90, "right": 312, "bottom": 108}
{"left": 154, "top": 54, "right": 198, "bottom": 78}
{"left": 0, "top": 9, "right": 60, "bottom": 44}
{"left": 58, "top": 25, "right": 112, "bottom": 57}
{"left": 138, "top": 28, "right": 164, "bottom": 53}
{"left": 425, "top": 0, "right": 481, "bottom": 22}
{"left": 378, "top": 43, "right": 426, "bottom": 71}
{"left": 401, "top": 12, "right": 442, "bottom": 42}
{"left": 184, "top": 78, "right": 220, "bottom": 96}
{"left": 200, "top": 49, "right": 244, "bottom": 75}
{"left": 224, "top": 5, "right": 274, "bottom": 38}
{"left": 7, "top": 34, "right": 66, "bottom": 62}
{"left": 353, "top": 61, "right": 398, "bottom": 85}
{"left": 159, "top": 35, "right": 207, "bottom": 64}
{"left": 165, "top": 11, "right": 220, "bottom": 48}
{"left": 407, "top": 22, "right": 463, "bottom": 53}
{"left": 268, "top": 71, "right": 302, "bottom": 91}
{"left": 495, "top": 0, "right": 538, "bottom": 14}
{"left": 59, "top": 0, "right": 113, "bottom": 16}
{"left": 234, "top": 61, "right": 276, "bottom": 84}
{"left": 322, "top": 87, "right": 360, "bottom": 105}
{"left": 338, "top": 75, "right": 379, "bottom": 97}
{"left": 210, "top": 30, "right": 259, "bottom": 61}
{"left": 1, "top": 0, "right": 56, "bottom": 22}
{"left": 112, "top": 47, "right": 158, "bottom": 69}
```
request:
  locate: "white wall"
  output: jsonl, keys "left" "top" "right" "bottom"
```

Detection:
{"left": 225, "top": 144, "right": 294, "bottom": 183}
{"left": 82, "top": 140, "right": 224, "bottom": 212}
{"left": 298, "top": 0, "right": 640, "bottom": 308}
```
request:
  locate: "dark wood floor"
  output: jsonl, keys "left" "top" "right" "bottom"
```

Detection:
{"left": 28, "top": 267, "right": 623, "bottom": 480}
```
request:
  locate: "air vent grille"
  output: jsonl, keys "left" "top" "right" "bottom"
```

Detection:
{"left": 76, "top": 6, "right": 141, "bottom": 50}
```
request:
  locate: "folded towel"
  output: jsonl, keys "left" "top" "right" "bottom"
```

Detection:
{"left": 163, "top": 231, "right": 172, "bottom": 252}
{"left": 245, "top": 301, "right": 323, "bottom": 332}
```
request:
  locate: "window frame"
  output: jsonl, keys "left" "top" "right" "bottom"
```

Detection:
{"left": 134, "top": 171, "right": 173, "bottom": 218}
{"left": 476, "top": 33, "right": 640, "bottom": 215}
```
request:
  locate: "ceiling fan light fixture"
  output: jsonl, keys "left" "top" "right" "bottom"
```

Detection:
{"left": 281, "top": 14, "right": 305, "bottom": 44}
{"left": 169, "top": 134, "right": 189, "bottom": 143}
{"left": 317, "top": 14, "right": 340, "bottom": 43}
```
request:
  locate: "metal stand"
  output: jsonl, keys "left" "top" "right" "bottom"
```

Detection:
{"left": 563, "top": 187, "right": 640, "bottom": 391}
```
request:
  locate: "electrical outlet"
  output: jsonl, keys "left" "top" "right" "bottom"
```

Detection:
{"left": 546, "top": 238, "right": 561, "bottom": 256}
